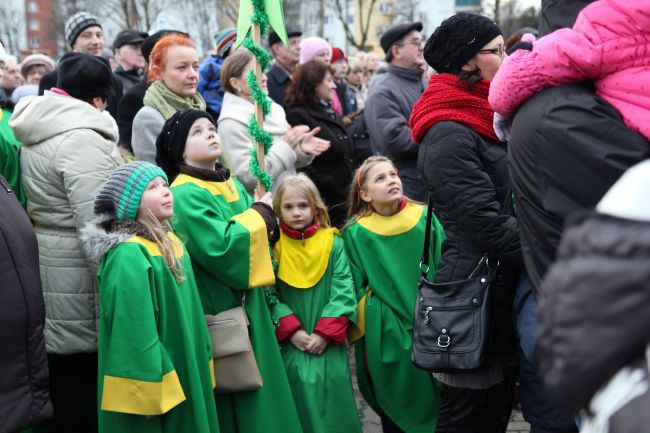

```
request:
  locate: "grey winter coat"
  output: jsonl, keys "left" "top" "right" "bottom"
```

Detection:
{"left": 364, "top": 65, "right": 426, "bottom": 201}
{"left": 10, "top": 91, "right": 123, "bottom": 354}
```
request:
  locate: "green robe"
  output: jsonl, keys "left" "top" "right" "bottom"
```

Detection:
{"left": 0, "top": 107, "right": 26, "bottom": 208}
{"left": 273, "top": 228, "right": 362, "bottom": 433}
{"left": 170, "top": 173, "right": 304, "bottom": 433}
{"left": 96, "top": 232, "right": 219, "bottom": 433}
{"left": 342, "top": 202, "right": 445, "bottom": 433}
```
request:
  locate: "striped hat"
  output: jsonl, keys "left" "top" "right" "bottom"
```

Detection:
{"left": 214, "top": 28, "right": 237, "bottom": 58}
{"left": 65, "top": 11, "right": 102, "bottom": 49}
{"left": 94, "top": 162, "right": 168, "bottom": 221}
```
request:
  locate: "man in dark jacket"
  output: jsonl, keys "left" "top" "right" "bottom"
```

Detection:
{"left": 39, "top": 12, "right": 123, "bottom": 119}
{"left": 364, "top": 22, "right": 426, "bottom": 201}
{"left": 267, "top": 28, "right": 302, "bottom": 106}
{"left": 112, "top": 29, "right": 147, "bottom": 93}
{"left": 0, "top": 174, "right": 53, "bottom": 432}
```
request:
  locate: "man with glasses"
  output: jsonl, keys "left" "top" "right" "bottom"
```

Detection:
{"left": 364, "top": 22, "right": 428, "bottom": 201}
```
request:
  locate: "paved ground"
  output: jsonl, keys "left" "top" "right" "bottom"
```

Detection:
{"left": 349, "top": 348, "right": 530, "bottom": 433}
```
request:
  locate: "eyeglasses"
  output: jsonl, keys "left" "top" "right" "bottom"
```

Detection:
{"left": 398, "top": 38, "right": 425, "bottom": 47}
{"left": 478, "top": 45, "right": 506, "bottom": 57}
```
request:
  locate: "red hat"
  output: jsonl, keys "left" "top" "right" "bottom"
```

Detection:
{"left": 331, "top": 47, "right": 347, "bottom": 63}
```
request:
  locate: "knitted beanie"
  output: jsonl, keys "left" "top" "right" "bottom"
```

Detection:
{"left": 214, "top": 28, "right": 237, "bottom": 58}
{"left": 65, "top": 11, "right": 102, "bottom": 49}
{"left": 424, "top": 13, "right": 502, "bottom": 74}
{"left": 300, "top": 37, "right": 332, "bottom": 64}
{"left": 155, "top": 109, "right": 215, "bottom": 182}
{"left": 94, "top": 162, "right": 168, "bottom": 221}
{"left": 331, "top": 47, "right": 346, "bottom": 64}
{"left": 57, "top": 52, "right": 114, "bottom": 99}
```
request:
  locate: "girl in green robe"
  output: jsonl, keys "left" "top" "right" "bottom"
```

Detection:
{"left": 342, "top": 156, "right": 446, "bottom": 433}
{"left": 271, "top": 174, "right": 362, "bottom": 433}
{"left": 154, "top": 109, "right": 304, "bottom": 433}
{"left": 84, "top": 161, "right": 219, "bottom": 433}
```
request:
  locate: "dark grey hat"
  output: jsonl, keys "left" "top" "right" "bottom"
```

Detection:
{"left": 268, "top": 28, "right": 302, "bottom": 46}
{"left": 380, "top": 22, "right": 423, "bottom": 55}
{"left": 56, "top": 52, "right": 114, "bottom": 99}
{"left": 113, "top": 29, "right": 148, "bottom": 50}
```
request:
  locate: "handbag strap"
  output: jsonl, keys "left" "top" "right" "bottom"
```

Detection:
{"left": 420, "top": 196, "right": 435, "bottom": 278}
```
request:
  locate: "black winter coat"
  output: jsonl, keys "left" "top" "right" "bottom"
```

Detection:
{"left": 116, "top": 80, "right": 147, "bottom": 152}
{"left": 508, "top": 84, "right": 650, "bottom": 291}
{"left": 0, "top": 175, "right": 53, "bottom": 432}
{"left": 418, "top": 121, "right": 523, "bottom": 360}
{"left": 540, "top": 213, "right": 650, "bottom": 416}
{"left": 286, "top": 102, "right": 355, "bottom": 227}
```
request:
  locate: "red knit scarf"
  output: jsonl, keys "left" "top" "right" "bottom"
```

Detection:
{"left": 409, "top": 73, "right": 498, "bottom": 144}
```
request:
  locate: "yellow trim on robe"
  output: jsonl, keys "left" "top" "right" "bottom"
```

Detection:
{"left": 348, "top": 289, "right": 372, "bottom": 344}
{"left": 356, "top": 202, "right": 424, "bottom": 236}
{"left": 171, "top": 173, "right": 241, "bottom": 203}
{"left": 124, "top": 232, "right": 184, "bottom": 258}
{"left": 232, "top": 209, "right": 276, "bottom": 287}
{"left": 274, "top": 228, "right": 336, "bottom": 288}
{"left": 100, "top": 369, "right": 186, "bottom": 415}
{"left": 209, "top": 359, "right": 216, "bottom": 389}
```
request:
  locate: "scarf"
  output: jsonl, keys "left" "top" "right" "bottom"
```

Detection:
{"left": 409, "top": 73, "right": 498, "bottom": 144}
{"left": 143, "top": 80, "right": 207, "bottom": 120}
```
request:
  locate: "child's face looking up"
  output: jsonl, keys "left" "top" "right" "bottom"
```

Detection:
{"left": 360, "top": 161, "right": 403, "bottom": 207}
{"left": 184, "top": 117, "right": 221, "bottom": 169}
{"left": 139, "top": 176, "right": 174, "bottom": 221}
{"left": 280, "top": 186, "right": 314, "bottom": 232}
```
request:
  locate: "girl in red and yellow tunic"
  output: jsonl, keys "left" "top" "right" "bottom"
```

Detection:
{"left": 272, "top": 174, "right": 362, "bottom": 433}
{"left": 342, "top": 156, "right": 446, "bottom": 433}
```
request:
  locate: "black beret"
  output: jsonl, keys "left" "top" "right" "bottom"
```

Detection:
{"left": 268, "top": 28, "right": 302, "bottom": 46}
{"left": 380, "top": 22, "right": 423, "bottom": 55}
{"left": 155, "top": 109, "right": 214, "bottom": 182}
{"left": 424, "top": 13, "right": 502, "bottom": 74}
{"left": 57, "top": 52, "right": 114, "bottom": 99}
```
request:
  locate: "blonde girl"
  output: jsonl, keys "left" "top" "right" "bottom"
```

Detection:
{"left": 272, "top": 174, "right": 362, "bottom": 433}
{"left": 83, "top": 161, "right": 219, "bottom": 433}
{"left": 342, "top": 156, "right": 445, "bottom": 433}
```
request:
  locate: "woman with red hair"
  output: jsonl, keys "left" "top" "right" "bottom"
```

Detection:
{"left": 132, "top": 34, "right": 207, "bottom": 162}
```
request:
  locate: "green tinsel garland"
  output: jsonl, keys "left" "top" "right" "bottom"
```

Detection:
{"left": 244, "top": 0, "right": 275, "bottom": 192}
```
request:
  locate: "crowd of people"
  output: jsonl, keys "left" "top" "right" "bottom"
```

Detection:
{"left": 1, "top": 1, "right": 649, "bottom": 433}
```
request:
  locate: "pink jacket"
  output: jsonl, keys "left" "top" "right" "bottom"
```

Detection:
{"left": 489, "top": 0, "right": 650, "bottom": 140}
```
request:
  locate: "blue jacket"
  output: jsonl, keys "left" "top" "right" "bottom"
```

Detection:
{"left": 198, "top": 55, "right": 226, "bottom": 116}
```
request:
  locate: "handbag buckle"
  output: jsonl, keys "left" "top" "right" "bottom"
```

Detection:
{"left": 437, "top": 334, "right": 451, "bottom": 348}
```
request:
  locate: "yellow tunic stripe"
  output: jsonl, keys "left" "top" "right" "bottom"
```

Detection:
{"left": 209, "top": 358, "right": 216, "bottom": 389}
{"left": 356, "top": 202, "right": 424, "bottom": 236}
{"left": 232, "top": 209, "right": 275, "bottom": 287}
{"left": 172, "top": 173, "right": 241, "bottom": 203}
{"left": 348, "top": 289, "right": 372, "bottom": 344}
{"left": 101, "top": 369, "right": 186, "bottom": 415}
{"left": 124, "top": 233, "right": 184, "bottom": 258}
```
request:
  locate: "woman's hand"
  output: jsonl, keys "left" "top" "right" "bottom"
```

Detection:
{"left": 290, "top": 330, "right": 311, "bottom": 351}
{"left": 283, "top": 125, "right": 310, "bottom": 148}
{"left": 300, "top": 127, "right": 330, "bottom": 156}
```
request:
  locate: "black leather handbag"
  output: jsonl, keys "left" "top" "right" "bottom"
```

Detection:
{"left": 412, "top": 197, "right": 498, "bottom": 373}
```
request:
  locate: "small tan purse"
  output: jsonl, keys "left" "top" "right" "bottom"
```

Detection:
{"left": 205, "top": 299, "right": 263, "bottom": 393}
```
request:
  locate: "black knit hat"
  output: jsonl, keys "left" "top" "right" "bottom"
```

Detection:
{"left": 155, "top": 109, "right": 215, "bottom": 182}
{"left": 57, "top": 52, "right": 114, "bottom": 99}
{"left": 424, "top": 13, "right": 502, "bottom": 74}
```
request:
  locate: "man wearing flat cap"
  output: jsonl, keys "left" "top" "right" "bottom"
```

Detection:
{"left": 364, "top": 22, "right": 427, "bottom": 201}
{"left": 267, "top": 27, "right": 302, "bottom": 106}
{"left": 113, "top": 29, "right": 148, "bottom": 93}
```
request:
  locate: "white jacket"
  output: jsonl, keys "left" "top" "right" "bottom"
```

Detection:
{"left": 217, "top": 91, "right": 313, "bottom": 194}
{"left": 10, "top": 91, "right": 123, "bottom": 354}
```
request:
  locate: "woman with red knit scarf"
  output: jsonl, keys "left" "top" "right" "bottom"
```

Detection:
{"left": 410, "top": 13, "right": 525, "bottom": 433}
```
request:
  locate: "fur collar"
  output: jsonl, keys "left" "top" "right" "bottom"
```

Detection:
{"left": 80, "top": 215, "right": 158, "bottom": 265}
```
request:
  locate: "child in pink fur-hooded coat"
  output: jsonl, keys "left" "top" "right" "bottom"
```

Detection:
{"left": 489, "top": 0, "right": 650, "bottom": 141}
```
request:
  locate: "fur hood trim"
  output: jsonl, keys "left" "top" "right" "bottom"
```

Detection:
{"left": 80, "top": 214, "right": 156, "bottom": 265}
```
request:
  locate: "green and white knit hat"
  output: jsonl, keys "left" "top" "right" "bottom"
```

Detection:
{"left": 94, "top": 162, "right": 168, "bottom": 221}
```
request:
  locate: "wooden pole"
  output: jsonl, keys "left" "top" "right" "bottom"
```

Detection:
{"left": 251, "top": 22, "right": 267, "bottom": 195}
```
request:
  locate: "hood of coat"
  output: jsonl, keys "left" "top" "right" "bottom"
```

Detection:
{"left": 218, "top": 91, "right": 288, "bottom": 136}
{"left": 79, "top": 215, "right": 154, "bottom": 266}
{"left": 9, "top": 90, "right": 116, "bottom": 146}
